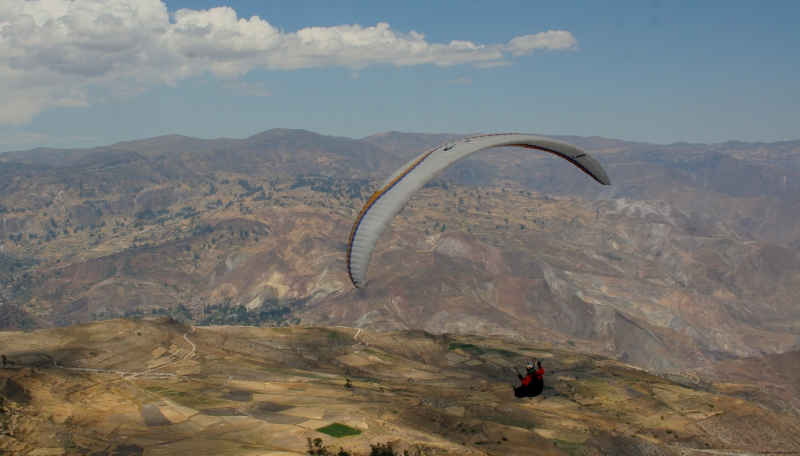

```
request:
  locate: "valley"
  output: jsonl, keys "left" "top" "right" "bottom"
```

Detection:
{"left": 0, "top": 129, "right": 799, "bottom": 373}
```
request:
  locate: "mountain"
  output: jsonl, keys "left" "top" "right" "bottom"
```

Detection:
{"left": 2, "top": 129, "right": 402, "bottom": 179}
{"left": 415, "top": 139, "right": 800, "bottom": 249}
{"left": 362, "top": 131, "right": 470, "bottom": 160}
{"left": 693, "top": 348, "right": 800, "bottom": 413}
{"left": 0, "top": 304, "right": 52, "bottom": 331}
{"left": 1, "top": 318, "right": 799, "bottom": 455}
{"left": 0, "top": 129, "right": 799, "bottom": 373}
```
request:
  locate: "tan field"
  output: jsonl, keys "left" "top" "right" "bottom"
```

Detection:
{"left": 1, "top": 318, "right": 799, "bottom": 455}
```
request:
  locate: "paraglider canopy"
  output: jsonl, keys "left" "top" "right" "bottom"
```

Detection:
{"left": 347, "top": 133, "right": 611, "bottom": 289}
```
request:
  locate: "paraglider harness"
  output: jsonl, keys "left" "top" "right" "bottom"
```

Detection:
{"left": 514, "top": 360, "right": 544, "bottom": 398}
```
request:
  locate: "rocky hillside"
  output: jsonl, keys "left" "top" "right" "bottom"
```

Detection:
{"left": 0, "top": 130, "right": 799, "bottom": 372}
{"left": 362, "top": 133, "right": 800, "bottom": 249}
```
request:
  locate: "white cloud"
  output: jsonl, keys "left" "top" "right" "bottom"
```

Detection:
{"left": 506, "top": 31, "right": 578, "bottom": 56}
{"left": 0, "top": 0, "right": 577, "bottom": 124}
{"left": 473, "top": 60, "right": 515, "bottom": 69}
{"left": 447, "top": 78, "right": 473, "bottom": 85}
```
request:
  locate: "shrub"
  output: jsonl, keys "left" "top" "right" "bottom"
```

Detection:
{"left": 306, "top": 438, "right": 352, "bottom": 456}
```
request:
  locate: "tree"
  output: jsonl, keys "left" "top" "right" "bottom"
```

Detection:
{"left": 306, "top": 438, "right": 352, "bottom": 456}
{"left": 370, "top": 442, "right": 409, "bottom": 456}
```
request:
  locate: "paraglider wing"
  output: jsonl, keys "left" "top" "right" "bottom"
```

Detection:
{"left": 346, "top": 133, "right": 611, "bottom": 289}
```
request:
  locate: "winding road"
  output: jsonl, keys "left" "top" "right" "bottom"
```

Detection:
{"left": 126, "top": 326, "right": 197, "bottom": 379}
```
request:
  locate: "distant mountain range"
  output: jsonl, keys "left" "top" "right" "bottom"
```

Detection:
{"left": 0, "top": 129, "right": 798, "bottom": 372}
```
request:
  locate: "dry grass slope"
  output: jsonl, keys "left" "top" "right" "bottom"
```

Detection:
{"left": 0, "top": 319, "right": 798, "bottom": 455}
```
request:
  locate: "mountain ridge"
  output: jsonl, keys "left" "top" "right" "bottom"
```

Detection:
{"left": 0, "top": 129, "right": 799, "bottom": 374}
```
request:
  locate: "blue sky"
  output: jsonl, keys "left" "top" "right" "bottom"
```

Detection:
{"left": 0, "top": 0, "right": 798, "bottom": 152}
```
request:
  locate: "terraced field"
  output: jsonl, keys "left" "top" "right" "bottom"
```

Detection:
{"left": 1, "top": 318, "right": 799, "bottom": 455}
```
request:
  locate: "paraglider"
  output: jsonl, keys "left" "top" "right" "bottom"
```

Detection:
{"left": 346, "top": 133, "right": 611, "bottom": 289}
{"left": 514, "top": 359, "right": 545, "bottom": 398}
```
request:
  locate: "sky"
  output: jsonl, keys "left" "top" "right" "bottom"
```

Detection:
{"left": 0, "top": 0, "right": 798, "bottom": 152}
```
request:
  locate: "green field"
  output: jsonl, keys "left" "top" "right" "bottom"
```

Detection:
{"left": 316, "top": 423, "right": 363, "bottom": 438}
